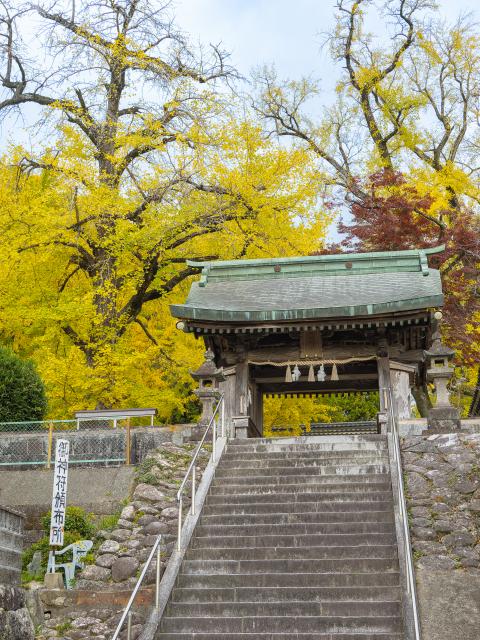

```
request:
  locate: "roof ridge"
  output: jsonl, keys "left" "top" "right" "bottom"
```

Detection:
{"left": 187, "top": 245, "right": 445, "bottom": 270}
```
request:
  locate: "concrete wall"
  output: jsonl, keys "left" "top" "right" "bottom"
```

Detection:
{"left": 399, "top": 417, "right": 480, "bottom": 436}
{"left": 0, "top": 506, "right": 24, "bottom": 585}
{"left": 0, "top": 467, "right": 136, "bottom": 544}
{"left": 417, "top": 568, "right": 480, "bottom": 640}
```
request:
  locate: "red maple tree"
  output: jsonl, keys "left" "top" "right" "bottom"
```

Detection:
{"left": 316, "top": 169, "right": 480, "bottom": 413}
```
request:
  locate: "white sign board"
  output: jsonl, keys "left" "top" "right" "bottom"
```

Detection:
{"left": 49, "top": 439, "right": 70, "bottom": 546}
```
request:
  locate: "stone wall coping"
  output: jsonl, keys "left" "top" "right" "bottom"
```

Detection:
{"left": 0, "top": 505, "right": 25, "bottom": 519}
{"left": 39, "top": 586, "right": 154, "bottom": 609}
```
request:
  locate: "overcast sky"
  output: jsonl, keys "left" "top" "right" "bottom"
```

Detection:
{"left": 172, "top": 0, "right": 479, "bottom": 240}
{"left": 174, "top": 0, "right": 479, "bottom": 101}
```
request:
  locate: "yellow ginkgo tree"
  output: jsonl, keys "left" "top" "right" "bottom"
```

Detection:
{"left": 0, "top": 2, "right": 330, "bottom": 417}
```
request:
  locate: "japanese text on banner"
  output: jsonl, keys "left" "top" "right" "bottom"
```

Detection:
{"left": 49, "top": 439, "right": 70, "bottom": 546}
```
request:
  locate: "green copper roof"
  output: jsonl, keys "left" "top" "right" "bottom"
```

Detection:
{"left": 170, "top": 247, "right": 445, "bottom": 323}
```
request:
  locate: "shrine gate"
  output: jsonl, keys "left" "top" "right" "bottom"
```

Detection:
{"left": 171, "top": 246, "right": 452, "bottom": 437}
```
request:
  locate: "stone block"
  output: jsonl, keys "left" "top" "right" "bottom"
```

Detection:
{"left": 43, "top": 572, "right": 65, "bottom": 590}
{"left": 427, "top": 406, "right": 461, "bottom": 431}
{"left": 111, "top": 557, "right": 139, "bottom": 582}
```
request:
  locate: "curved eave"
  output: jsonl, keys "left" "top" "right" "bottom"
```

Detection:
{"left": 170, "top": 294, "right": 443, "bottom": 324}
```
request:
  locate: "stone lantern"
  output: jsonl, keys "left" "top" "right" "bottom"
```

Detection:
{"left": 424, "top": 323, "right": 460, "bottom": 431}
{"left": 191, "top": 349, "right": 225, "bottom": 427}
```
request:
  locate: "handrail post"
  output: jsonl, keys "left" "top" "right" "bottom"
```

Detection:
{"left": 155, "top": 543, "right": 161, "bottom": 609}
{"left": 175, "top": 394, "right": 223, "bottom": 553}
{"left": 191, "top": 465, "right": 196, "bottom": 516}
{"left": 111, "top": 535, "right": 162, "bottom": 640}
{"left": 386, "top": 386, "right": 421, "bottom": 640}
{"left": 126, "top": 611, "right": 132, "bottom": 640}
{"left": 177, "top": 495, "right": 183, "bottom": 551}
{"left": 212, "top": 413, "right": 217, "bottom": 461}
{"left": 221, "top": 397, "right": 225, "bottom": 438}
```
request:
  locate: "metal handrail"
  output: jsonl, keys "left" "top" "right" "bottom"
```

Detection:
{"left": 386, "top": 387, "right": 421, "bottom": 640}
{"left": 111, "top": 534, "right": 162, "bottom": 640}
{"left": 176, "top": 394, "right": 224, "bottom": 551}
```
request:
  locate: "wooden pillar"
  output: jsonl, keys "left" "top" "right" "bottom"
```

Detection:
{"left": 255, "top": 386, "right": 263, "bottom": 436}
{"left": 219, "top": 366, "right": 236, "bottom": 439}
{"left": 235, "top": 359, "right": 249, "bottom": 416}
{"left": 248, "top": 382, "right": 264, "bottom": 437}
{"left": 376, "top": 328, "right": 392, "bottom": 415}
{"left": 377, "top": 356, "right": 392, "bottom": 414}
{"left": 390, "top": 362, "right": 416, "bottom": 419}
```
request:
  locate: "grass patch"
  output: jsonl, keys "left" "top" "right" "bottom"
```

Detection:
{"left": 56, "top": 621, "right": 72, "bottom": 633}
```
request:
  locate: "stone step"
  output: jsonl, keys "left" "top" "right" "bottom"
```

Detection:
{"left": 223, "top": 444, "right": 387, "bottom": 458}
{"left": 186, "top": 544, "right": 398, "bottom": 561}
{"left": 191, "top": 533, "right": 397, "bottom": 550}
{"left": 200, "top": 509, "right": 394, "bottom": 526}
{"left": 215, "top": 459, "right": 389, "bottom": 474}
{"left": 158, "top": 633, "right": 404, "bottom": 640}
{"left": 224, "top": 443, "right": 387, "bottom": 454}
{"left": 194, "top": 521, "right": 396, "bottom": 538}
{"left": 227, "top": 435, "right": 386, "bottom": 446}
{"left": 158, "top": 614, "right": 403, "bottom": 634}
{"left": 175, "top": 571, "right": 401, "bottom": 589}
{"left": 219, "top": 451, "right": 388, "bottom": 469}
{"left": 208, "top": 483, "right": 392, "bottom": 497}
{"left": 165, "top": 600, "right": 402, "bottom": 619}
{"left": 214, "top": 471, "right": 390, "bottom": 484}
{"left": 206, "top": 491, "right": 394, "bottom": 505}
{"left": 222, "top": 444, "right": 388, "bottom": 463}
{"left": 201, "top": 500, "right": 394, "bottom": 516}
{"left": 155, "top": 433, "right": 402, "bottom": 639}
{"left": 0, "top": 545, "right": 22, "bottom": 569}
{"left": 182, "top": 557, "right": 400, "bottom": 575}
{"left": 171, "top": 584, "right": 402, "bottom": 603}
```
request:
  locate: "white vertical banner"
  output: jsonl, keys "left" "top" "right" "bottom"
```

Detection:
{"left": 49, "top": 439, "right": 70, "bottom": 546}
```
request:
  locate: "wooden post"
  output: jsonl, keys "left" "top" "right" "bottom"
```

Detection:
{"left": 219, "top": 366, "right": 236, "bottom": 439}
{"left": 125, "top": 419, "right": 131, "bottom": 465}
{"left": 235, "top": 359, "right": 249, "bottom": 416}
{"left": 377, "top": 356, "right": 392, "bottom": 415}
{"left": 46, "top": 422, "right": 54, "bottom": 469}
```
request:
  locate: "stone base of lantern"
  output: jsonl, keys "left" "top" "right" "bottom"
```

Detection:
{"left": 427, "top": 405, "right": 461, "bottom": 432}
{"left": 232, "top": 415, "right": 260, "bottom": 439}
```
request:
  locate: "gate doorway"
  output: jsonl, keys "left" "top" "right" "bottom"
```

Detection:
{"left": 263, "top": 392, "right": 380, "bottom": 438}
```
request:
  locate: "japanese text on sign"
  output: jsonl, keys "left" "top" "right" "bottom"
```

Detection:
{"left": 49, "top": 439, "right": 70, "bottom": 546}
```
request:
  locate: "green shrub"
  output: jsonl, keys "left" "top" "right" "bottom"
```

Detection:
{"left": 40, "top": 506, "right": 95, "bottom": 538}
{"left": 0, "top": 347, "right": 47, "bottom": 426}
{"left": 23, "top": 506, "right": 96, "bottom": 575}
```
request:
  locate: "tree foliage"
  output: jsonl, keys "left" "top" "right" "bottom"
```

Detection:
{"left": 0, "top": 1, "right": 329, "bottom": 417}
{"left": 258, "top": 0, "right": 480, "bottom": 410}
{"left": 0, "top": 346, "right": 47, "bottom": 423}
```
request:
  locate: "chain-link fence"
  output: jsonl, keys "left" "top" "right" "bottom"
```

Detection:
{"left": 0, "top": 416, "right": 156, "bottom": 468}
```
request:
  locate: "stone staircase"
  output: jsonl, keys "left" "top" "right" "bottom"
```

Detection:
{"left": 156, "top": 435, "right": 405, "bottom": 639}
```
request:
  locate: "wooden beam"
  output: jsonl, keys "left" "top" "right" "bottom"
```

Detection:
{"left": 259, "top": 379, "right": 378, "bottom": 394}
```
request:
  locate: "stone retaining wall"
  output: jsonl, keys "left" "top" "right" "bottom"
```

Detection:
{"left": 0, "top": 506, "right": 24, "bottom": 585}
{"left": 401, "top": 431, "right": 480, "bottom": 571}
{"left": 0, "top": 585, "right": 35, "bottom": 640}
